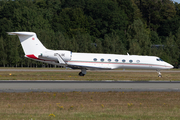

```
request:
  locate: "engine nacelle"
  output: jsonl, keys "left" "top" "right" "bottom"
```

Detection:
{"left": 40, "top": 50, "right": 72, "bottom": 62}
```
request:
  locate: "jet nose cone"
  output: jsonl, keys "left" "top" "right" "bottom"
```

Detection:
{"left": 168, "top": 64, "right": 174, "bottom": 69}
{"left": 170, "top": 65, "right": 174, "bottom": 69}
{"left": 165, "top": 62, "right": 174, "bottom": 69}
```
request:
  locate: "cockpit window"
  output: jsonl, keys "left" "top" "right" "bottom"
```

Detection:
{"left": 156, "top": 58, "right": 163, "bottom": 61}
{"left": 159, "top": 58, "right": 163, "bottom": 61}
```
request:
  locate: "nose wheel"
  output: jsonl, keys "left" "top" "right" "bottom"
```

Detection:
{"left": 157, "top": 70, "right": 162, "bottom": 77}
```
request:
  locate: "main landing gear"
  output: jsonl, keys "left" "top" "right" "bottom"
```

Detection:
{"left": 157, "top": 70, "right": 162, "bottom": 77}
{"left": 79, "top": 69, "right": 86, "bottom": 76}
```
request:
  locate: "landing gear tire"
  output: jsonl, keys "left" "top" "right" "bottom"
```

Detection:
{"left": 158, "top": 74, "right": 162, "bottom": 78}
{"left": 79, "top": 69, "right": 86, "bottom": 76}
{"left": 79, "top": 72, "right": 85, "bottom": 76}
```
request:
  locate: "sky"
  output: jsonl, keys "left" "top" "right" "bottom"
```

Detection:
{"left": 173, "top": 0, "right": 180, "bottom": 3}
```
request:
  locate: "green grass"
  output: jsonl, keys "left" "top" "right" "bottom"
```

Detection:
{"left": 0, "top": 92, "right": 180, "bottom": 120}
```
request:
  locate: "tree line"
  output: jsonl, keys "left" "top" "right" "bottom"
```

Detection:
{"left": 0, "top": 0, "right": 180, "bottom": 68}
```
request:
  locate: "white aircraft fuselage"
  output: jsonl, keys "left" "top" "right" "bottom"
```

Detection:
{"left": 8, "top": 32, "right": 173, "bottom": 77}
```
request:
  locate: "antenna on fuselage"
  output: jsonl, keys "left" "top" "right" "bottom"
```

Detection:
{"left": 127, "top": 53, "right": 129, "bottom": 56}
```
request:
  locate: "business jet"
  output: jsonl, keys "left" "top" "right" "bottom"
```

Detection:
{"left": 8, "top": 32, "right": 173, "bottom": 77}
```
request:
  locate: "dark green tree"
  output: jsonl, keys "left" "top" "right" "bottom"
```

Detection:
{"left": 0, "top": 36, "right": 7, "bottom": 67}
{"left": 163, "top": 33, "right": 179, "bottom": 67}
{"left": 85, "top": 0, "right": 129, "bottom": 38}
{"left": 150, "top": 31, "right": 161, "bottom": 44}
{"left": 53, "top": 7, "right": 91, "bottom": 37}
{"left": 127, "top": 19, "right": 151, "bottom": 55}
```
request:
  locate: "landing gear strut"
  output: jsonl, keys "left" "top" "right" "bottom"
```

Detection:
{"left": 157, "top": 70, "right": 162, "bottom": 77}
{"left": 79, "top": 69, "right": 86, "bottom": 76}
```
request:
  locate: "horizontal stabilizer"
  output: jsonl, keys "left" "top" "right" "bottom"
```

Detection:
{"left": 7, "top": 32, "right": 35, "bottom": 36}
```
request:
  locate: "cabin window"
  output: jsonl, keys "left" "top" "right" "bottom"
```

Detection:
{"left": 129, "top": 60, "right": 133, "bottom": 63}
{"left": 108, "top": 59, "right": 111, "bottom": 62}
{"left": 136, "top": 60, "right": 140, "bottom": 63}
{"left": 93, "top": 58, "right": 97, "bottom": 61}
{"left": 101, "top": 58, "right": 104, "bottom": 62}
{"left": 122, "top": 59, "right": 126, "bottom": 63}
{"left": 115, "top": 59, "right": 119, "bottom": 62}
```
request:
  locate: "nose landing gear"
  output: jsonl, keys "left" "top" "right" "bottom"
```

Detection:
{"left": 157, "top": 70, "right": 162, "bottom": 77}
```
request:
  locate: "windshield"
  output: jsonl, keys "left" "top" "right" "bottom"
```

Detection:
{"left": 156, "top": 58, "right": 163, "bottom": 61}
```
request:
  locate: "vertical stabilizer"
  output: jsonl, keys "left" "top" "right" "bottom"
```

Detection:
{"left": 8, "top": 32, "right": 47, "bottom": 55}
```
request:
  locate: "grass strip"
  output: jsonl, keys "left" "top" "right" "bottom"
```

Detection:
{"left": 0, "top": 92, "right": 180, "bottom": 120}
{"left": 0, "top": 69, "right": 179, "bottom": 80}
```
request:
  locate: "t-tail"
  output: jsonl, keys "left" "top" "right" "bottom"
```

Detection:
{"left": 7, "top": 32, "right": 47, "bottom": 58}
{"left": 8, "top": 32, "right": 72, "bottom": 65}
